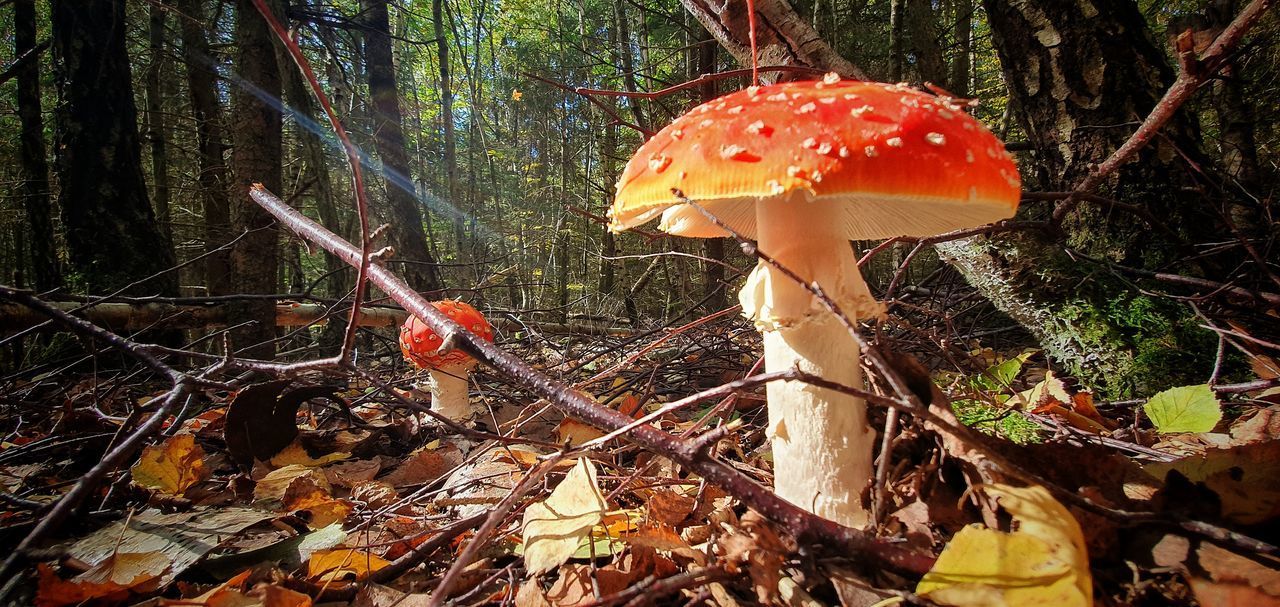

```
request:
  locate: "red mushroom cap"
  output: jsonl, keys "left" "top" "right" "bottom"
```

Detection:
{"left": 399, "top": 300, "right": 494, "bottom": 369}
{"left": 608, "top": 77, "right": 1020, "bottom": 239}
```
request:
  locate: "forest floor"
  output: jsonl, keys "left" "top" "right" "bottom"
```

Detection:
{"left": 2, "top": 310, "right": 1278, "bottom": 607}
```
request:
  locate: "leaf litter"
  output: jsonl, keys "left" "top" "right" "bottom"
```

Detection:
{"left": 2, "top": 315, "right": 1279, "bottom": 606}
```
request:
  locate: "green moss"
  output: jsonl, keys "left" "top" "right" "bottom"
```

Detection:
{"left": 952, "top": 398, "right": 1044, "bottom": 445}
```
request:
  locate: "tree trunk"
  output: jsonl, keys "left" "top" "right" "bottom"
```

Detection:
{"left": 905, "top": 0, "right": 945, "bottom": 84}
{"left": 177, "top": 0, "right": 233, "bottom": 297}
{"left": 14, "top": 0, "right": 59, "bottom": 291}
{"left": 934, "top": 0, "right": 1224, "bottom": 395}
{"left": 229, "top": 0, "right": 284, "bottom": 356}
{"left": 888, "top": 0, "right": 905, "bottom": 81}
{"left": 362, "top": 0, "right": 444, "bottom": 295}
{"left": 145, "top": 2, "right": 174, "bottom": 248}
{"left": 694, "top": 25, "right": 727, "bottom": 310}
{"left": 50, "top": 0, "right": 177, "bottom": 296}
{"left": 279, "top": 43, "right": 345, "bottom": 299}
{"left": 432, "top": 0, "right": 462, "bottom": 262}
{"left": 948, "top": 0, "right": 972, "bottom": 96}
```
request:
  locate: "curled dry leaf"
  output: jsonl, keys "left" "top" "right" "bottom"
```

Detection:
{"left": 254, "top": 464, "right": 332, "bottom": 505}
{"left": 716, "top": 510, "right": 790, "bottom": 604}
{"left": 917, "top": 484, "right": 1092, "bottom": 607}
{"left": 521, "top": 457, "right": 608, "bottom": 575}
{"left": 131, "top": 433, "right": 210, "bottom": 496}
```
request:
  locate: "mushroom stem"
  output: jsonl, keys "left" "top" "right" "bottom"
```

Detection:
{"left": 739, "top": 193, "right": 878, "bottom": 528}
{"left": 427, "top": 364, "right": 477, "bottom": 420}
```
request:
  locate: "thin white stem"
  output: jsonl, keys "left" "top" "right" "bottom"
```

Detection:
{"left": 428, "top": 363, "right": 476, "bottom": 420}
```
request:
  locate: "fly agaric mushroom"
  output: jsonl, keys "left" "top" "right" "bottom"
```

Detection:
{"left": 609, "top": 75, "right": 1020, "bottom": 527}
{"left": 399, "top": 300, "right": 495, "bottom": 420}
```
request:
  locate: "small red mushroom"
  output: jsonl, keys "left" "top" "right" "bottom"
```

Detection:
{"left": 399, "top": 300, "right": 495, "bottom": 420}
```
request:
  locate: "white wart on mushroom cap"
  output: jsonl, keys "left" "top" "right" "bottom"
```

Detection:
{"left": 609, "top": 78, "right": 1020, "bottom": 241}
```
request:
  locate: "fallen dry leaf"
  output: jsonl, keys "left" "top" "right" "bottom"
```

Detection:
{"left": 131, "top": 434, "right": 209, "bottom": 496}
{"left": 351, "top": 582, "right": 431, "bottom": 607}
{"left": 63, "top": 507, "right": 272, "bottom": 589}
{"left": 380, "top": 441, "right": 464, "bottom": 487}
{"left": 716, "top": 510, "right": 789, "bottom": 604}
{"left": 254, "top": 464, "right": 331, "bottom": 505}
{"left": 269, "top": 442, "right": 349, "bottom": 468}
{"left": 283, "top": 482, "right": 353, "bottom": 529}
{"left": 36, "top": 553, "right": 166, "bottom": 607}
{"left": 917, "top": 484, "right": 1092, "bottom": 606}
{"left": 522, "top": 457, "right": 608, "bottom": 575}
{"left": 307, "top": 548, "right": 392, "bottom": 584}
{"left": 1143, "top": 440, "right": 1280, "bottom": 525}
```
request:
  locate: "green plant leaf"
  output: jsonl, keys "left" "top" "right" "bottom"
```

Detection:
{"left": 1144, "top": 384, "right": 1221, "bottom": 433}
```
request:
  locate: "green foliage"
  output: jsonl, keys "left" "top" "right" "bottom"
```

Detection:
{"left": 944, "top": 352, "right": 1044, "bottom": 445}
{"left": 1143, "top": 384, "right": 1222, "bottom": 433}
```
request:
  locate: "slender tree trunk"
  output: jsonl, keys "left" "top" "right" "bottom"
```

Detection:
{"left": 694, "top": 26, "right": 727, "bottom": 310}
{"left": 905, "top": 0, "right": 945, "bottom": 84}
{"left": 14, "top": 0, "right": 59, "bottom": 291}
{"left": 177, "top": 0, "right": 233, "bottom": 296}
{"left": 279, "top": 46, "right": 344, "bottom": 298}
{"left": 362, "top": 0, "right": 444, "bottom": 294}
{"left": 948, "top": 0, "right": 972, "bottom": 96}
{"left": 432, "top": 0, "right": 462, "bottom": 262}
{"left": 888, "top": 0, "right": 905, "bottom": 81}
{"left": 612, "top": 0, "right": 648, "bottom": 130}
{"left": 50, "top": 0, "right": 177, "bottom": 296}
{"left": 145, "top": 2, "right": 174, "bottom": 248}
{"left": 228, "top": 0, "right": 284, "bottom": 356}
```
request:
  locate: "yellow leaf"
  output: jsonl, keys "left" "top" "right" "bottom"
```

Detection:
{"left": 269, "top": 442, "right": 348, "bottom": 468}
{"left": 307, "top": 549, "right": 391, "bottom": 584}
{"left": 284, "top": 483, "right": 354, "bottom": 529}
{"left": 521, "top": 458, "right": 607, "bottom": 574}
{"left": 917, "top": 484, "right": 1091, "bottom": 606}
{"left": 512, "top": 89, "right": 523, "bottom": 101}
{"left": 131, "top": 434, "right": 209, "bottom": 496}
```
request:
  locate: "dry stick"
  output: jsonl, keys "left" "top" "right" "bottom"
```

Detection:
{"left": 247, "top": 185, "right": 936, "bottom": 575}
{"left": 672, "top": 196, "right": 1280, "bottom": 558}
{"left": 1057, "top": 0, "right": 1276, "bottom": 217}
{"left": 250, "top": 0, "right": 371, "bottom": 362}
{"left": 0, "top": 287, "right": 230, "bottom": 589}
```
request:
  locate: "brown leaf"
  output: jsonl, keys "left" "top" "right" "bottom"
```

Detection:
{"left": 131, "top": 434, "right": 210, "bottom": 496}
{"left": 323, "top": 459, "right": 382, "bottom": 487}
{"left": 516, "top": 579, "right": 552, "bottom": 607}
{"left": 381, "top": 441, "right": 464, "bottom": 488}
{"left": 36, "top": 554, "right": 165, "bottom": 607}
{"left": 307, "top": 549, "right": 392, "bottom": 585}
{"left": 352, "top": 583, "right": 431, "bottom": 607}
{"left": 254, "top": 465, "right": 331, "bottom": 505}
{"left": 716, "top": 510, "right": 789, "bottom": 604}
{"left": 644, "top": 488, "right": 697, "bottom": 526}
{"left": 1230, "top": 406, "right": 1280, "bottom": 446}
{"left": 283, "top": 483, "right": 353, "bottom": 529}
